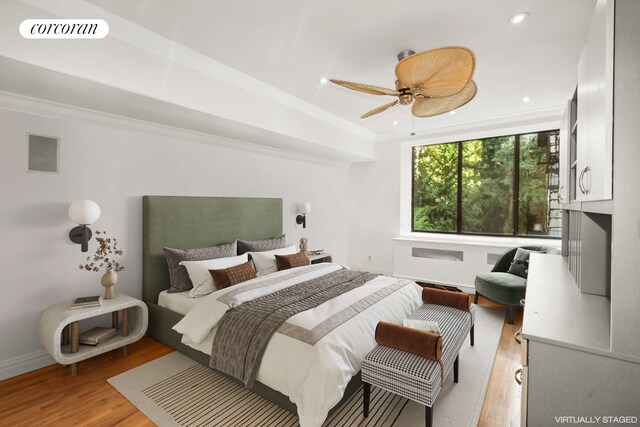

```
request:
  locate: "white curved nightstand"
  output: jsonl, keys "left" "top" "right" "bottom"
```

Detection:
{"left": 39, "top": 293, "right": 148, "bottom": 376}
{"left": 308, "top": 252, "right": 332, "bottom": 264}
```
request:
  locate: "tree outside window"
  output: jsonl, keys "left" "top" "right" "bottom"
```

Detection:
{"left": 412, "top": 130, "right": 561, "bottom": 238}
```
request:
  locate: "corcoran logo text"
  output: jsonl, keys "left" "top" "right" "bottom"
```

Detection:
{"left": 19, "top": 19, "right": 109, "bottom": 39}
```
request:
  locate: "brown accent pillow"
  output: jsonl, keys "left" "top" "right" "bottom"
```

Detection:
{"left": 422, "top": 288, "right": 471, "bottom": 311}
{"left": 164, "top": 241, "right": 237, "bottom": 293}
{"left": 275, "top": 251, "right": 311, "bottom": 271}
{"left": 375, "top": 321, "right": 445, "bottom": 385}
{"left": 209, "top": 260, "right": 257, "bottom": 290}
{"left": 375, "top": 321, "right": 442, "bottom": 361}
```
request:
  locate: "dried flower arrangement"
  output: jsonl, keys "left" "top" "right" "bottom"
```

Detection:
{"left": 79, "top": 230, "right": 125, "bottom": 273}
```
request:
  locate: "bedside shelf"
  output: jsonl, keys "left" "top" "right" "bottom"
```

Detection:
{"left": 308, "top": 252, "right": 332, "bottom": 264}
{"left": 39, "top": 293, "right": 148, "bottom": 375}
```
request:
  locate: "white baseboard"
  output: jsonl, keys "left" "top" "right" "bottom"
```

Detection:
{"left": 0, "top": 350, "right": 55, "bottom": 381}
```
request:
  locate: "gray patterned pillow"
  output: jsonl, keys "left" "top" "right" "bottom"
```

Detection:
{"left": 164, "top": 241, "right": 237, "bottom": 293}
{"left": 507, "top": 248, "right": 543, "bottom": 278}
{"left": 237, "top": 234, "right": 287, "bottom": 255}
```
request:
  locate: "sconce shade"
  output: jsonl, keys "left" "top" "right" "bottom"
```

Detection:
{"left": 299, "top": 202, "right": 312, "bottom": 215}
{"left": 296, "top": 202, "right": 311, "bottom": 229}
{"left": 68, "top": 199, "right": 101, "bottom": 225}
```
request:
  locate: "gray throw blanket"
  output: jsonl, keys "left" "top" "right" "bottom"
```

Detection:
{"left": 210, "top": 268, "right": 379, "bottom": 387}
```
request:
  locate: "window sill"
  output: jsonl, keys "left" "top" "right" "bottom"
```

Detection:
{"left": 393, "top": 233, "right": 561, "bottom": 250}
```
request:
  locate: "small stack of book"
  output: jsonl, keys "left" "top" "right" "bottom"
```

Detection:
{"left": 69, "top": 295, "right": 103, "bottom": 309}
{"left": 78, "top": 327, "right": 117, "bottom": 346}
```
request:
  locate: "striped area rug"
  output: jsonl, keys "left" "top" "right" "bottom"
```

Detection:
{"left": 139, "top": 360, "right": 405, "bottom": 427}
{"left": 108, "top": 306, "right": 505, "bottom": 426}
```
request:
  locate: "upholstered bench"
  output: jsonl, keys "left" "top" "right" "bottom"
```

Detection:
{"left": 361, "top": 290, "right": 475, "bottom": 427}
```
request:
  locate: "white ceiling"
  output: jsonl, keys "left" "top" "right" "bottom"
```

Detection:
{"left": 87, "top": 0, "right": 596, "bottom": 137}
{"left": 0, "top": 0, "right": 596, "bottom": 160}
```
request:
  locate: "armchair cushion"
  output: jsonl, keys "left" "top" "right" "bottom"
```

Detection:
{"left": 476, "top": 245, "right": 559, "bottom": 311}
{"left": 475, "top": 272, "right": 527, "bottom": 306}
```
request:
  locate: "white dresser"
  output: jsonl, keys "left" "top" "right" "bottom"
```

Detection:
{"left": 520, "top": 255, "right": 640, "bottom": 426}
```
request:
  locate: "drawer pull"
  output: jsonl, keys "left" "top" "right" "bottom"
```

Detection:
{"left": 514, "top": 329, "right": 522, "bottom": 345}
{"left": 520, "top": 299, "right": 526, "bottom": 308}
{"left": 515, "top": 368, "right": 522, "bottom": 385}
{"left": 579, "top": 166, "right": 589, "bottom": 194}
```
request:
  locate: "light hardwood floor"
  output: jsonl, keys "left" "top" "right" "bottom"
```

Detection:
{"left": 478, "top": 297, "right": 523, "bottom": 427}
{"left": 0, "top": 296, "right": 522, "bottom": 426}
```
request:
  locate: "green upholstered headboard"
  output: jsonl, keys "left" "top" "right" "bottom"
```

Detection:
{"left": 142, "top": 196, "right": 283, "bottom": 303}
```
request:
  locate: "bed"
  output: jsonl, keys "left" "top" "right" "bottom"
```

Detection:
{"left": 142, "top": 195, "right": 423, "bottom": 427}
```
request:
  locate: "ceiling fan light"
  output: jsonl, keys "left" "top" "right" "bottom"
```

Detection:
{"left": 320, "top": 78, "right": 328, "bottom": 84}
{"left": 510, "top": 13, "right": 530, "bottom": 24}
{"left": 450, "top": 110, "right": 457, "bottom": 115}
{"left": 522, "top": 96, "right": 531, "bottom": 103}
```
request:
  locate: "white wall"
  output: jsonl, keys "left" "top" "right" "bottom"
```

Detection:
{"left": 0, "top": 105, "right": 350, "bottom": 379}
{"left": 347, "top": 141, "right": 400, "bottom": 274}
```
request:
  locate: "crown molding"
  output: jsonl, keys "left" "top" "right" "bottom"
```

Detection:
{"left": 21, "top": 0, "right": 376, "bottom": 142}
{"left": 0, "top": 90, "right": 351, "bottom": 169}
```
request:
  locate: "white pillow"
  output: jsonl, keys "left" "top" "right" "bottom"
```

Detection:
{"left": 180, "top": 253, "right": 249, "bottom": 297}
{"left": 249, "top": 245, "right": 297, "bottom": 276}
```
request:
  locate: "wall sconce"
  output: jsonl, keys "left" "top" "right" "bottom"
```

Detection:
{"left": 296, "top": 202, "right": 311, "bottom": 229}
{"left": 68, "top": 199, "right": 101, "bottom": 252}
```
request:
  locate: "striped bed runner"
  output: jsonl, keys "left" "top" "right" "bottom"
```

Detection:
{"left": 142, "top": 362, "right": 407, "bottom": 427}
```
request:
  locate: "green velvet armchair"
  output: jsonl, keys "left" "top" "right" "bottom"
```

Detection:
{"left": 474, "top": 245, "right": 560, "bottom": 324}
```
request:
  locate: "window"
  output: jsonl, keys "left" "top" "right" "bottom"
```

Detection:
{"left": 412, "top": 130, "right": 561, "bottom": 238}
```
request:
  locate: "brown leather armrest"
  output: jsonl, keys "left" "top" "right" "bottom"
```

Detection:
{"left": 375, "top": 321, "right": 442, "bottom": 361}
{"left": 422, "top": 288, "right": 471, "bottom": 311}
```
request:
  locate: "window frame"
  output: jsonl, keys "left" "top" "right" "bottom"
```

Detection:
{"left": 411, "top": 130, "right": 560, "bottom": 239}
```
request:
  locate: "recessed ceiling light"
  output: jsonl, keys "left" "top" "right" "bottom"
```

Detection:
{"left": 320, "top": 78, "right": 329, "bottom": 84}
{"left": 392, "top": 120, "right": 399, "bottom": 125}
{"left": 449, "top": 110, "right": 457, "bottom": 115}
{"left": 522, "top": 96, "right": 531, "bottom": 103}
{"left": 510, "top": 12, "right": 530, "bottom": 24}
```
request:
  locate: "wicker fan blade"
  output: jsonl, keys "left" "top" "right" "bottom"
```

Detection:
{"left": 330, "top": 79, "right": 399, "bottom": 96}
{"left": 361, "top": 100, "right": 399, "bottom": 118}
{"left": 412, "top": 80, "right": 477, "bottom": 118}
{"left": 396, "top": 47, "right": 475, "bottom": 98}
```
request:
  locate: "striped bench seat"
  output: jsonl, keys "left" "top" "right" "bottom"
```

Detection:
{"left": 361, "top": 303, "right": 476, "bottom": 427}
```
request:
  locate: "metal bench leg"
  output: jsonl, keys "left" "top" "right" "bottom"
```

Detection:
{"left": 363, "top": 382, "right": 370, "bottom": 418}
{"left": 470, "top": 325, "right": 475, "bottom": 346}
{"left": 454, "top": 355, "right": 459, "bottom": 383}
{"left": 425, "top": 405, "right": 433, "bottom": 427}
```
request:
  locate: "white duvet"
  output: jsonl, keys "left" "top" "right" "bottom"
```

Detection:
{"left": 173, "top": 263, "right": 423, "bottom": 427}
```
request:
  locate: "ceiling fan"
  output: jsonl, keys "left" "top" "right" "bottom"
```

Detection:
{"left": 330, "top": 46, "right": 477, "bottom": 119}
